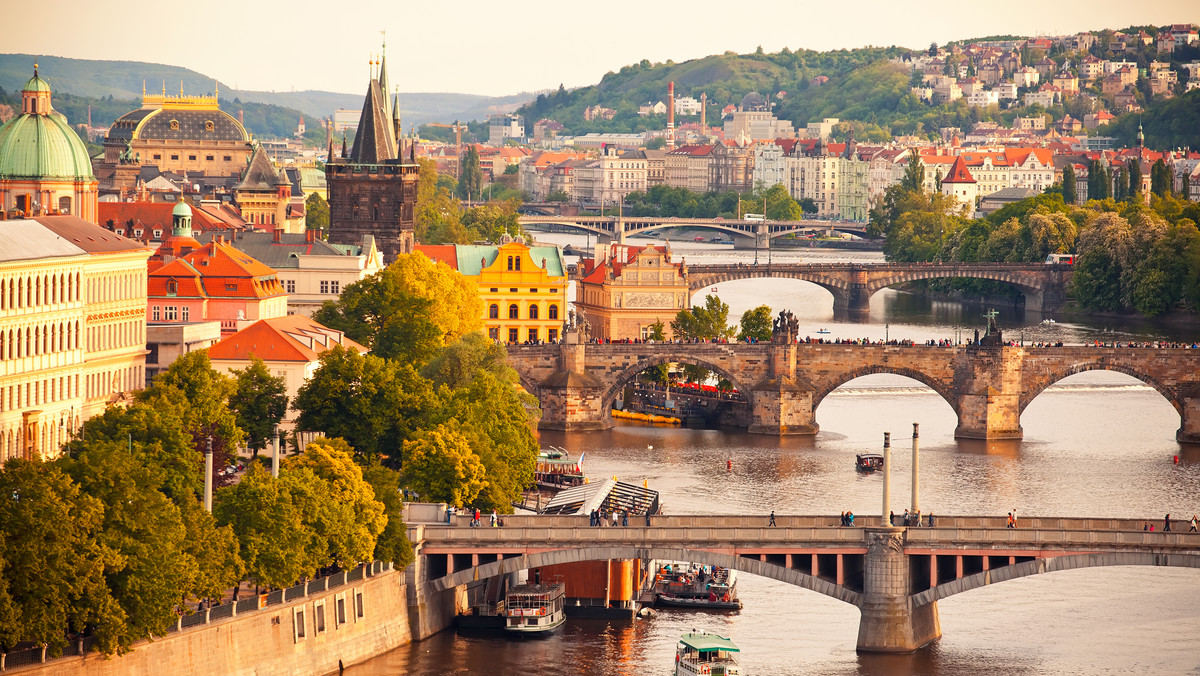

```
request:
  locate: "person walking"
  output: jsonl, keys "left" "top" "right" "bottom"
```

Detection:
{"left": 612, "top": 511, "right": 619, "bottom": 527}
{"left": 1190, "top": 515, "right": 1198, "bottom": 532}
{"left": 768, "top": 511, "right": 776, "bottom": 527}
{"left": 621, "top": 511, "right": 629, "bottom": 527}
{"left": 889, "top": 510, "right": 895, "bottom": 526}
{"left": 490, "top": 510, "right": 498, "bottom": 528}
{"left": 1163, "top": 513, "right": 1171, "bottom": 532}
{"left": 903, "top": 509, "right": 910, "bottom": 526}
{"left": 1006, "top": 512, "right": 1015, "bottom": 529}
{"left": 927, "top": 512, "right": 934, "bottom": 527}
{"left": 474, "top": 508, "right": 481, "bottom": 528}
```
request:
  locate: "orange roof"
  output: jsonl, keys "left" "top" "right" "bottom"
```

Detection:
{"left": 208, "top": 315, "right": 366, "bottom": 363}
{"left": 149, "top": 238, "right": 285, "bottom": 300}
{"left": 415, "top": 244, "right": 458, "bottom": 269}
{"left": 941, "top": 156, "right": 976, "bottom": 184}
{"left": 99, "top": 201, "right": 243, "bottom": 236}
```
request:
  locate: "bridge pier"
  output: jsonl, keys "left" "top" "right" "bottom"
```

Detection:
{"left": 953, "top": 346, "right": 1024, "bottom": 440}
{"left": 1178, "top": 395, "right": 1200, "bottom": 444}
{"left": 748, "top": 342, "right": 819, "bottom": 435}
{"left": 857, "top": 528, "right": 941, "bottom": 653}
{"left": 538, "top": 333, "right": 612, "bottom": 431}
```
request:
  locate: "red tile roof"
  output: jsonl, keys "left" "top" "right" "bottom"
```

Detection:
{"left": 941, "top": 156, "right": 976, "bottom": 184}
{"left": 149, "top": 239, "right": 285, "bottom": 300}
{"left": 208, "top": 315, "right": 366, "bottom": 363}
{"left": 415, "top": 244, "right": 459, "bottom": 269}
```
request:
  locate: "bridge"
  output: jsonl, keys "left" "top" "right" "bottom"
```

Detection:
{"left": 685, "top": 262, "right": 1072, "bottom": 313}
{"left": 507, "top": 339, "right": 1200, "bottom": 442}
{"left": 405, "top": 514, "right": 1200, "bottom": 652}
{"left": 518, "top": 214, "right": 868, "bottom": 248}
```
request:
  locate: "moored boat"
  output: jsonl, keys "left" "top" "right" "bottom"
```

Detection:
{"left": 534, "top": 447, "right": 585, "bottom": 490}
{"left": 655, "top": 563, "right": 742, "bottom": 610}
{"left": 504, "top": 582, "right": 566, "bottom": 635}
{"left": 855, "top": 452, "right": 884, "bottom": 472}
{"left": 674, "top": 632, "right": 742, "bottom": 676}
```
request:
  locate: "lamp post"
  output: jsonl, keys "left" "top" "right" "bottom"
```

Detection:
{"left": 882, "top": 432, "right": 892, "bottom": 527}
{"left": 885, "top": 323, "right": 889, "bottom": 344}
{"left": 272, "top": 424, "right": 281, "bottom": 479}
{"left": 204, "top": 436, "right": 214, "bottom": 513}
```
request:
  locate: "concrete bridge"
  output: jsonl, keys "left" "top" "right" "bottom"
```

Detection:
{"left": 685, "top": 262, "right": 1072, "bottom": 313}
{"left": 507, "top": 341, "right": 1200, "bottom": 442}
{"left": 405, "top": 514, "right": 1200, "bottom": 652}
{"left": 519, "top": 214, "right": 867, "bottom": 248}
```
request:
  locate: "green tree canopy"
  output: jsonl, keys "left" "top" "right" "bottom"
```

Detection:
{"left": 738, "top": 305, "right": 773, "bottom": 342}
{"left": 214, "top": 465, "right": 316, "bottom": 589}
{"left": 304, "top": 192, "right": 329, "bottom": 234}
{"left": 228, "top": 356, "right": 289, "bottom": 455}
{"left": 671, "top": 294, "right": 735, "bottom": 340}
{"left": 401, "top": 423, "right": 488, "bottom": 507}
{"left": 360, "top": 461, "right": 415, "bottom": 569}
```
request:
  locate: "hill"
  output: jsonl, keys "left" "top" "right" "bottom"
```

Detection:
{"left": 0, "top": 54, "right": 530, "bottom": 133}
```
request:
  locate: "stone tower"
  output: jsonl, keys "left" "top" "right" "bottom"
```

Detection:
{"left": 325, "top": 49, "right": 419, "bottom": 262}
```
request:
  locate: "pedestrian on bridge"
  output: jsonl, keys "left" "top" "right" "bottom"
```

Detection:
{"left": 1164, "top": 514, "right": 1171, "bottom": 532}
{"left": 1190, "top": 515, "right": 1197, "bottom": 532}
{"left": 889, "top": 511, "right": 895, "bottom": 526}
{"left": 1006, "top": 512, "right": 1015, "bottom": 528}
{"left": 769, "top": 511, "right": 776, "bottom": 527}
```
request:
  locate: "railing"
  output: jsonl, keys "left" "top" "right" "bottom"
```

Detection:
{"left": 0, "top": 562, "right": 395, "bottom": 670}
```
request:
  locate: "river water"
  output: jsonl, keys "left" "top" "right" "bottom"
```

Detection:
{"left": 352, "top": 237, "right": 1200, "bottom": 675}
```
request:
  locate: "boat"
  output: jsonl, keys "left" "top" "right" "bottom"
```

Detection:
{"left": 655, "top": 563, "right": 742, "bottom": 610}
{"left": 504, "top": 582, "right": 566, "bottom": 635}
{"left": 1042, "top": 318, "right": 1056, "bottom": 324}
{"left": 534, "top": 447, "right": 585, "bottom": 490}
{"left": 710, "top": 235, "right": 725, "bottom": 243}
{"left": 816, "top": 328, "right": 831, "bottom": 334}
{"left": 674, "top": 632, "right": 742, "bottom": 676}
{"left": 856, "top": 452, "right": 884, "bottom": 472}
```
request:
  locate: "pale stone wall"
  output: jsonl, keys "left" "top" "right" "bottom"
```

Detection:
{"left": 16, "top": 568, "right": 411, "bottom": 676}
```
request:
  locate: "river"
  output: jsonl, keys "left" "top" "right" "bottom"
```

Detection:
{"left": 351, "top": 237, "right": 1200, "bottom": 675}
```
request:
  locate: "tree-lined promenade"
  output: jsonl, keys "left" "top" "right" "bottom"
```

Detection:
{"left": 0, "top": 253, "right": 543, "bottom": 658}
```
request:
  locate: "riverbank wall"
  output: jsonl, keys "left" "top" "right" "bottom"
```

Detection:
{"left": 8, "top": 564, "right": 411, "bottom": 676}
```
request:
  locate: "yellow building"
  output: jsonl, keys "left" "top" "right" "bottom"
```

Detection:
{"left": 0, "top": 216, "right": 153, "bottom": 462}
{"left": 417, "top": 241, "right": 567, "bottom": 344}
{"left": 575, "top": 243, "right": 689, "bottom": 341}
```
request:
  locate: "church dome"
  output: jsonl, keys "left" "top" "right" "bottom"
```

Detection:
{"left": 0, "top": 104, "right": 94, "bottom": 181}
{"left": 740, "top": 92, "right": 768, "bottom": 112}
{"left": 172, "top": 201, "right": 193, "bottom": 218}
{"left": 22, "top": 72, "right": 52, "bottom": 93}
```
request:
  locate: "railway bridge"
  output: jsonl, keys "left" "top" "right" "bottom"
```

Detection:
{"left": 519, "top": 214, "right": 867, "bottom": 248}
{"left": 506, "top": 337, "right": 1200, "bottom": 441}
{"left": 405, "top": 514, "right": 1200, "bottom": 652}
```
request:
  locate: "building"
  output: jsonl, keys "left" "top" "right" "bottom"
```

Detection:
{"left": 417, "top": 241, "right": 567, "bottom": 344}
{"left": 574, "top": 243, "right": 688, "bottom": 341}
{"left": 664, "top": 145, "right": 715, "bottom": 192}
{"left": 0, "top": 216, "right": 152, "bottom": 461}
{"left": 145, "top": 320, "right": 221, "bottom": 384}
{"left": 940, "top": 156, "right": 978, "bottom": 217}
{"left": 572, "top": 147, "right": 649, "bottom": 205}
{"left": 100, "top": 85, "right": 252, "bottom": 179}
{"left": 0, "top": 68, "right": 98, "bottom": 223}
{"left": 147, "top": 203, "right": 288, "bottom": 335}
{"left": 325, "top": 54, "right": 419, "bottom": 263}
{"left": 208, "top": 315, "right": 366, "bottom": 428}
{"left": 194, "top": 229, "right": 384, "bottom": 317}
{"left": 98, "top": 200, "right": 248, "bottom": 244}
{"left": 233, "top": 144, "right": 304, "bottom": 232}
{"left": 709, "top": 141, "right": 754, "bottom": 193}
{"left": 488, "top": 114, "right": 524, "bottom": 145}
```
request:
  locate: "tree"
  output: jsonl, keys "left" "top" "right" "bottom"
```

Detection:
{"left": 1150, "top": 158, "right": 1171, "bottom": 197}
{"left": 546, "top": 190, "right": 570, "bottom": 202}
{"left": 900, "top": 153, "right": 925, "bottom": 193}
{"left": 1128, "top": 159, "right": 1143, "bottom": 200}
{"left": 1062, "top": 164, "right": 1077, "bottom": 205}
{"left": 401, "top": 424, "right": 488, "bottom": 507}
{"left": 304, "top": 193, "right": 329, "bottom": 235}
{"left": 360, "top": 462, "right": 414, "bottom": 569}
{"left": 228, "top": 356, "right": 289, "bottom": 457}
{"left": 738, "top": 305, "right": 773, "bottom": 342}
{"left": 293, "top": 346, "right": 438, "bottom": 461}
{"left": 284, "top": 438, "right": 387, "bottom": 567}
{"left": 671, "top": 294, "right": 735, "bottom": 340}
{"left": 313, "top": 253, "right": 482, "bottom": 365}
{"left": 420, "top": 332, "right": 511, "bottom": 389}
{"left": 215, "top": 465, "right": 317, "bottom": 589}
{"left": 457, "top": 146, "right": 483, "bottom": 200}
{"left": 0, "top": 460, "right": 120, "bottom": 655}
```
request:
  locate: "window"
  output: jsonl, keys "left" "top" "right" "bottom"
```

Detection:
{"left": 528, "top": 328, "right": 538, "bottom": 342}
{"left": 285, "top": 280, "right": 295, "bottom": 293}
{"left": 182, "top": 306, "right": 190, "bottom": 322}
{"left": 488, "top": 327, "right": 499, "bottom": 340}
{"left": 510, "top": 288, "right": 517, "bottom": 293}
{"left": 170, "top": 155, "right": 179, "bottom": 161}
{"left": 508, "top": 304, "right": 519, "bottom": 319}
{"left": 165, "top": 307, "right": 178, "bottom": 321}
{"left": 550, "top": 288, "right": 558, "bottom": 293}
{"left": 506, "top": 256, "right": 514, "bottom": 271}
{"left": 205, "top": 121, "right": 215, "bottom": 132}
{"left": 153, "top": 229, "right": 163, "bottom": 239}
{"left": 354, "top": 589, "right": 365, "bottom": 620}
{"left": 206, "top": 155, "right": 214, "bottom": 161}
{"left": 330, "top": 281, "right": 340, "bottom": 294}
{"left": 314, "top": 601, "right": 326, "bottom": 634}
{"left": 320, "top": 281, "right": 330, "bottom": 294}
{"left": 153, "top": 154, "right": 161, "bottom": 160}
{"left": 188, "top": 155, "right": 197, "bottom": 161}
{"left": 336, "top": 595, "right": 347, "bottom": 627}
{"left": 489, "top": 304, "right": 499, "bottom": 319}
{"left": 530, "top": 288, "right": 538, "bottom": 293}
{"left": 549, "top": 328, "right": 558, "bottom": 342}
{"left": 508, "top": 328, "right": 519, "bottom": 343}
{"left": 224, "top": 155, "right": 232, "bottom": 161}
{"left": 293, "top": 608, "right": 306, "bottom": 642}
{"left": 528, "top": 305, "right": 539, "bottom": 320}
{"left": 548, "top": 305, "right": 559, "bottom": 320}
{"left": 489, "top": 288, "right": 498, "bottom": 293}
{"left": 166, "top": 279, "right": 177, "bottom": 296}
{"left": 514, "top": 258, "right": 522, "bottom": 271}
{"left": 58, "top": 196, "right": 71, "bottom": 214}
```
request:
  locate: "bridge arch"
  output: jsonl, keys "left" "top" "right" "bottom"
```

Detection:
{"left": 812, "top": 366, "right": 959, "bottom": 415}
{"left": 1020, "top": 363, "right": 1183, "bottom": 415}
{"left": 863, "top": 269, "right": 1046, "bottom": 310}
{"left": 600, "top": 354, "right": 756, "bottom": 412}
{"left": 425, "top": 545, "right": 861, "bottom": 607}
{"left": 912, "top": 551, "right": 1200, "bottom": 606}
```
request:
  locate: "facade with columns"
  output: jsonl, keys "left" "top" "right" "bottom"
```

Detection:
{"left": 0, "top": 216, "right": 152, "bottom": 462}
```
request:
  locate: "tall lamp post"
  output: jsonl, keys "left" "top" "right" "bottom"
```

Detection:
{"left": 272, "top": 424, "right": 281, "bottom": 479}
{"left": 203, "top": 436, "right": 214, "bottom": 513}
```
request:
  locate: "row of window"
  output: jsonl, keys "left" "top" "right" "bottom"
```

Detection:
{"left": 153, "top": 154, "right": 233, "bottom": 162}
{"left": 488, "top": 327, "right": 558, "bottom": 343}
{"left": 2, "top": 374, "right": 77, "bottom": 412}
{"left": 87, "top": 321, "right": 143, "bottom": 353}
{"left": 0, "top": 322, "right": 80, "bottom": 360}
{"left": 293, "top": 588, "right": 365, "bottom": 643}
{"left": 487, "top": 288, "right": 559, "bottom": 294}
{"left": 152, "top": 305, "right": 191, "bottom": 322}
{"left": 489, "top": 304, "right": 559, "bottom": 320}
{"left": 1, "top": 272, "right": 81, "bottom": 311}
{"left": 319, "top": 280, "right": 341, "bottom": 295}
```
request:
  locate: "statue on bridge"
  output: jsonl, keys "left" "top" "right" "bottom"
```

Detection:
{"left": 772, "top": 309, "right": 800, "bottom": 344}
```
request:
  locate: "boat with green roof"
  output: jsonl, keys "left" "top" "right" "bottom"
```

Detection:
{"left": 674, "top": 631, "right": 742, "bottom": 675}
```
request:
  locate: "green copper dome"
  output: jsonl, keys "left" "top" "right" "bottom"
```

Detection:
{"left": 172, "top": 201, "right": 193, "bottom": 217}
{"left": 0, "top": 109, "right": 95, "bottom": 181}
{"left": 22, "top": 73, "right": 52, "bottom": 93}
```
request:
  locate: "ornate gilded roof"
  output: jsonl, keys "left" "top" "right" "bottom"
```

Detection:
{"left": 106, "top": 107, "right": 248, "bottom": 143}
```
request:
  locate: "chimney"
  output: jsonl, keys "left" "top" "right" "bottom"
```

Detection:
{"left": 667, "top": 81, "right": 676, "bottom": 150}
{"left": 700, "top": 92, "right": 707, "bottom": 130}
{"left": 238, "top": 109, "right": 244, "bottom": 126}
{"left": 305, "top": 229, "right": 316, "bottom": 243}
{"left": 273, "top": 227, "right": 283, "bottom": 243}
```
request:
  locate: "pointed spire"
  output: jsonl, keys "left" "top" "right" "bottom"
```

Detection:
{"left": 1137, "top": 122, "right": 1144, "bottom": 148}
{"left": 341, "top": 134, "right": 348, "bottom": 159}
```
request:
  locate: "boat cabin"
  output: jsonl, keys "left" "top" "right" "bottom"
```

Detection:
{"left": 855, "top": 453, "right": 884, "bottom": 471}
{"left": 675, "top": 632, "right": 742, "bottom": 676}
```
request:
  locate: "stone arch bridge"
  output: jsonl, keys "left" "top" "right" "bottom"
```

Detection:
{"left": 507, "top": 340, "right": 1200, "bottom": 442}
{"left": 684, "top": 262, "right": 1072, "bottom": 313}
{"left": 405, "top": 514, "right": 1200, "bottom": 652}
{"left": 519, "top": 214, "right": 867, "bottom": 248}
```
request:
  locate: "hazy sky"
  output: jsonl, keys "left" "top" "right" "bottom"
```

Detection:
{"left": 7, "top": 0, "right": 1199, "bottom": 96}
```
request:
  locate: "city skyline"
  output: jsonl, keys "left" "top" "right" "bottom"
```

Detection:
{"left": 5, "top": 0, "right": 1198, "bottom": 97}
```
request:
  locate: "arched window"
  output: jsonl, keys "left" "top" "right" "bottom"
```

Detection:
{"left": 508, "top": 304, "right": 519, "bottom": 319}
{"left": 514, "top": 258, "right": 522, "bottom": 271}
{"left": 506, "top": 256, "right": 514, "bottom": 271}
{"left": 549, "top": 304, "right": 559, "bottom": 320}
{"left": 489, "top": 304, "right": 499, "bottom": 319}
{"left": 528, "top": 305, "right": 539, "bottom": 320}
{"left": 58, "top": 196, "right": 71, "bottom": 214}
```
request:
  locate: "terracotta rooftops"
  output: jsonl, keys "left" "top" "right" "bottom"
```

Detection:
{"left": 208, "top": 314, "right": 366, "bottom": 363}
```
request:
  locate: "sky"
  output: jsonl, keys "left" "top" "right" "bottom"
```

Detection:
{"left": 6, "top": 0, "right": 1200, "bottom": 97}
